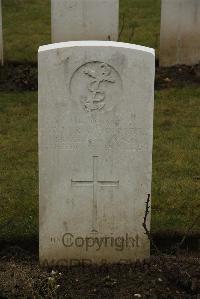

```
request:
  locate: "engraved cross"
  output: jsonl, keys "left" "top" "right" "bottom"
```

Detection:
{"left": 71, "top": 156, "right": 119, "bottom": 232}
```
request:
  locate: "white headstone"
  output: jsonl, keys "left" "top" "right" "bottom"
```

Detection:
{"left": 51, "top": 0, "right": 119, "bottom": 43}
{"left": 0, "top": 0, "right": 3, "bottom": 66}
{"left": 39, "top": 41, "right": 155, "bottom": 265}
{"left": 160, "top": 0, "right": 200, "bottom": 66}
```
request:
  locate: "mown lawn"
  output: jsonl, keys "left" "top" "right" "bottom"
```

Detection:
{"left": 0, "top": 87, "right": 199, "bottom": 242}
{"left": 153, "top": 87, "right": 200, "bottom": 233}
{"left": 0, "top": 0, "right": 199, "bottom": 242}
{"left": 0, "top": 92, "right": 38, "bottom": 241}
{"left": 2, "top": 0, "right": 51, "bottom": 62}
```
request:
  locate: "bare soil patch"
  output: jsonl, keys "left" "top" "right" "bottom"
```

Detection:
{"left": 155, "top": 63, "right": 200, "bottom": 90}
{"left": 0, "top": 246, "right": 199, "bottom": 298}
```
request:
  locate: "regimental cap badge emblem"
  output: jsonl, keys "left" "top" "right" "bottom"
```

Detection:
{"left": 70, "top": 61, "right": 122, "bottom": 113}
{"left": 82, "top": 63, "right": 115, "bottom": 112}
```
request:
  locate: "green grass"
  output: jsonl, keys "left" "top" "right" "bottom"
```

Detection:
{"left": 152, "top": 87, "right": 200, "bottom": 232}
{"left": 2, "top": 0, "right": 51, "bottom": 62}
{"left": 0, "top": 92, "right": 38, "bottom": 241}
{"left": 2, "top": 0, "right": 161, "bottom": 62}
{"left": 119, "top": 0, "right": 161, "bottom": 51}
{"left": 0, "top": 87, "right": 199, "bottom": 241}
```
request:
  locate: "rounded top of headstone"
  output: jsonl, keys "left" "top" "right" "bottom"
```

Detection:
{"left": 38, "top": 41, "right": 155, "bottom": 56}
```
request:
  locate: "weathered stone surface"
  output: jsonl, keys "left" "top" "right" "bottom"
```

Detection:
{"left": 51, "top": 0, "right": 119, "bottom": 42}
{"left": 160, "top": 0, "right": 200, "bottom": 66}
{"left": 38, "top": 41, "right": 155, "bottom": 265}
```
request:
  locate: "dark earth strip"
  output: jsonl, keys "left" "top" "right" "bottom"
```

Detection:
{"left": 0, "top": 62, "right": 200, "bottom": 91}
{"left": 0, "top": 246, "right": 199, "bottom": 298}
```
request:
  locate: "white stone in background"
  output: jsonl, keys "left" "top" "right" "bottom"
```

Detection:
{"left": 38, "top": 41, "right": 155, "bottom": 265}
{"left": 51, "top": 0, "right": 119, "bottom": 43}
{"left": 0, "top": 0, "right": 3, "bottom": 66}
{"left": 160, "top": 0, "right": 200, "bottom": 66}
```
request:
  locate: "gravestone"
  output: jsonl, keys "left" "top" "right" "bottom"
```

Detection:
{"left": 39, "top": 41, "right": 155, "bottom": 265}
{"left": 0, "top": 0, "right": 3, "bottom": 65}
{"left": 160, "top": 0, "right": 200, "bottom": 66}
{"left": 51, "top": 0, "right": 119, "bottom": 43}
